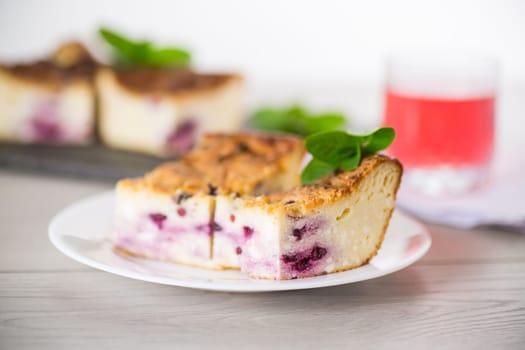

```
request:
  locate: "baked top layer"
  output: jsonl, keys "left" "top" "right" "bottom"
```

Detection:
{"left": 110, "top": 67, "right": 240, "bottom": 94}
{"left": 1, "top": 42, "right": 96, "bottom": 86}
{"left": 253, "top": 154, "right": 403, "bottom": 216}
{"left": 119, "top": 132, "right": 306, "bottom": 195}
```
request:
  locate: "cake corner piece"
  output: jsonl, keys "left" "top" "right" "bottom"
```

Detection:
{"left": 0, "top": 42, "right": 96, "bottom": 145}
{"left": 238, "top": 154, "right": 403, "bottom": 280}
{"left": 96, "top": 67, "right": 245, "bottom": 157}
{"left": 111, "top": 132, "right": 307, "bottom": 270}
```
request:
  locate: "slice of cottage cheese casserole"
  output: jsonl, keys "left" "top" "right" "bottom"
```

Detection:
{"left": 96, "top": 67, "right": 244, "bottom": 156}
{"left": 112, "top": 132, "right": 305, "bottom": 269}
{"left": 236, "top": 155, "right": 402, "bottom": 279}
{"left": 0, "top": 42, "right": 96, "bottom": 144}
{"left": 112, "top": 133, "right": 403, "bottom": 279}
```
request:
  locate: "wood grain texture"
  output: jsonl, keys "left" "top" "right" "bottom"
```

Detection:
{"left": 0, "top": 171, "right": 111, "bottom": 271}
{"left": 1, "top": 264, "right": 524, "bottom": 350}
{"left": 1, "top": 170, "right": 525, "bottom": 349}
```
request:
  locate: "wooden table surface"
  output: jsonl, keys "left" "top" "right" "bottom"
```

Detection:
{"left": 0, "top": 170, "right": 524, "bottom": 349}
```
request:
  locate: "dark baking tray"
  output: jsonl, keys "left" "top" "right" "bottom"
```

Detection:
{"left": 0, "top": 143, "right": 168, "bottom": 182}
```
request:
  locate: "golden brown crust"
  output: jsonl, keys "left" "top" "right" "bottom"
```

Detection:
{"left": 253, "top": 154, "right": 402, "bottom": 216}
{"left": 367, "top": 156, "right": 403, "bottom": 262}
{"left": 1, "top": 42, "right": 96, "bottom": 89}
{"left": 100, "top": 66, "right": 242, "bottom": 98}
{"left": 118, "top": 132, "right": 305, "bottom": 195}
{"left": 51, "top": 41, "right": 94, "bottom": 68}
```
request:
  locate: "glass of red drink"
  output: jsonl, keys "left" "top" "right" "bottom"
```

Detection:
{"left": 383, "top": 54, "right": 498, "bottom": 196}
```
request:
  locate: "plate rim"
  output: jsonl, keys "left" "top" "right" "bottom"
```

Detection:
{"left": 49, "top": 190, "right": 432, "bottom": 292}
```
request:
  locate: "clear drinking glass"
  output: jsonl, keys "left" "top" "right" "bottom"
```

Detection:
{"left": 383, "top": 53, "right": 498, "bottom": 196}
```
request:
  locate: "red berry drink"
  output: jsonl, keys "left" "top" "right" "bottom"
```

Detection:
{"left": 385, "top": 91, "right": 494, "bottom": 167}
{"left": 383, "top": 54, "right": 497, "bottom": 195}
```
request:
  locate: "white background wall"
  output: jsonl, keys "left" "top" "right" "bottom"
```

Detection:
{"left": 0, "top": 0, "right": 524, "bottom": 143}
{"left": 1, "top": 0, "right": 524, "bottom": 85}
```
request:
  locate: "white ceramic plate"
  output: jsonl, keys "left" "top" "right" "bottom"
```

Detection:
{"left": 49, "top": 191, "right": 431, "bottom": 292}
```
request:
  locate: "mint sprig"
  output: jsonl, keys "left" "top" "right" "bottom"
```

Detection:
{"left": 99, "top": 27, "right": 191, "bottom": 68}
{"left": 301, "top": 128, "right": 395, "bottom": 184}
{"left": 251, "top": 105, "right": 347, "bottom": 137}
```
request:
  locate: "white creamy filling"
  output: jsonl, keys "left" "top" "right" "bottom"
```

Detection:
{"left": 97, "top": 71, "right": 244, "bottom": 155}
{"left": 114, "top": 187, "right": 214, "bottom": 265}
{"left": 0, "top": 71, "right": 93, "bottom": 143}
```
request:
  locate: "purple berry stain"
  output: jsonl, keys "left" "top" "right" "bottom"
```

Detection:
{"left": 165, "top": 119, "right": 197, "bottom": 153}
{"left": 30, "top": 99, "right": 63, "bottom": 142}
{"left": 32, "top": 118, "right": 62, "bottom": 142}
{"left": 310, "top": 246, "right": 327, "bottom": 261}
{"left": 291, "top": 218, "right": 324, "bottom": 241}
{"left": 149, "top": 213, "right": 167, "bottom": 230}
{"left": 212, "top": 222, "right": 222, "bottom": 232}
{"left": 243, "top": 226, "right": 254, "bottom": 239}
{"left": 293, "top": 258, "right": 311, "bottom": 272}
{"left": 282, "top": 253, "right": 298, "bottom": 263}
{"left": 207, "top": 184, "right": 217, "bottom": 196}
{"left": 281, "top": 245, "right": 328, "bottom": 273}
{"left": 292, "top": 227, "right": 305, "bottom": 241}
{"left": 174, "top": 192, "right": 192, "bottom": 204}
{"left": 235, "top": 246, "right": 242, "bottom": 255}
{"left": 195, "top": 223, "right": 212, "bottom": 235}
{"left": 177, "top": 208, "right": 186, "bottom": 217}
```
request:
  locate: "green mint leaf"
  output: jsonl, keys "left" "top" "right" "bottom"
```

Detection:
{"left": 131, "top": 41, "right": 154, "bottom": 64}
{"left": 251, "top": 105, "right": 308, "bottom": 135}
{"left": 283, "top": 105, "right": 309, "bottom": 134}
{"left": 301, "top": 158, "right": 337, "bottom": 184}
{"left": 305, "top": 131, "right": 358, "bottom": 164}
{"left": 361, "top": 127, "right": 395, "bottom": 155}
{"left": 287, "top": 105, "right": 308, "bottom": 118}
{"left": 301, "top": 127, "right": 396, "bottom": 184}
{"left": 99, "top": 28, "right": 139, "bottom": 64}
{"left": 99, "top": 27, "right": 191, "bottom": 68}
{"left": 250, "top": 105, "right": 347, "bottom": 136}
{"left": 99, "top": 28, "right": 136, "bottom": 52}
{"left": 251, "top": 108, "right": 293, "bottom": 132}
{"left": 146, "top": 47, "right": 192, "bottom": 67}
{"left": 303, "top": 113, "right": 346, "bottom": 135}
{"left": 340, "top": 147, "right": 361, "bottom": 170}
